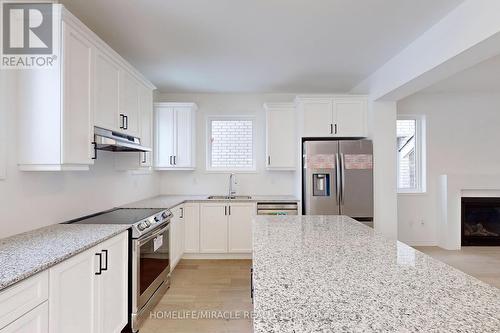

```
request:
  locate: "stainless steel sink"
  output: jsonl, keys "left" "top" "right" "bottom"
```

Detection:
{"left": 207, "top": 195, "right": 252, "bottom": 200}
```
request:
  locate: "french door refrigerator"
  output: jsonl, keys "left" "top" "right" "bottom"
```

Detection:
{"left": 303, "top": 140, "right": 373, "bottom": 222}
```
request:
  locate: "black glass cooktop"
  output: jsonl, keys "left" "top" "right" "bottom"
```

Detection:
{"left": 69, "top": 208, "right": 164, "bottom": 225}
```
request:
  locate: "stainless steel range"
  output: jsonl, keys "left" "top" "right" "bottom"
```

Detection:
{"left": 70, "top": 208, "right": 172, "bottom": 333}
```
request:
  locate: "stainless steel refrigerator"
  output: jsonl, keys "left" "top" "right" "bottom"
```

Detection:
{"left": 303, "top": 140, "right": 373, "bottom": 222}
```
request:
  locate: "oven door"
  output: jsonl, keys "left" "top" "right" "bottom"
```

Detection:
{"left": 134, "top": 223, "right": 170, "bottom": 312}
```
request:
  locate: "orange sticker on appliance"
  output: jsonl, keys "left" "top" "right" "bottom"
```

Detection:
{"left": 344, "top": 154, "right": 373, "bottom": 170}
{"left": 307, "top": 154, "right": 336, "bottom": 169}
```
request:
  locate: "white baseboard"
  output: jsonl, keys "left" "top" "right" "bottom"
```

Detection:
{"left": 400, "top": 239, "right": 438, "bottom": 247}
{"left": 182, "top": 253, "right": 253, "bottom": 260}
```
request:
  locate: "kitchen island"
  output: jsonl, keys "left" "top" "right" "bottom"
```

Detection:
{"left": 252, "top": 215, "right": 500, "bottom": 332}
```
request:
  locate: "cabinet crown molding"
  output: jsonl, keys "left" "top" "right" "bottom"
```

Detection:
{"left": 154, "top": 102, "right": 198, "bottom": 111}
{"left": 263, "top": 102, "right": 295, "bottom": 110}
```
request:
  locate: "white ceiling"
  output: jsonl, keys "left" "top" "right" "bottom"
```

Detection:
{"left": 419, "top": 55, "right": 500, "bottom": 94}
{"left": 61, "top": 0, "right": 463, "bottom": 93}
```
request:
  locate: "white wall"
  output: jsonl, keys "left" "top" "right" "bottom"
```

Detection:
{"left": 0, "top": 72, "right": 160, "bottom": 239}
{"left": 397, "top": 92, "right": 500, "bottom": 245}
{"left": 155, "top": 93, "right": 297, "bottom": 196}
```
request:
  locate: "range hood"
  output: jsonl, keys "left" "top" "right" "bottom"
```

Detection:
{"left": 94, "top": 127, "right": 152, "bottom": 152}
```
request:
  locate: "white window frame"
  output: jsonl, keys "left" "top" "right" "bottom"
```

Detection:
{"left": 397, "top": 114, "right": 426, "bottom": 194}
{"left": 206, "top": 115, "right": 256, "bottom": 172}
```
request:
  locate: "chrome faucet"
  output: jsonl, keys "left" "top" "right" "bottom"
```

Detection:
{"left": 228, "top": 173, "right": 236, "bottom": 198}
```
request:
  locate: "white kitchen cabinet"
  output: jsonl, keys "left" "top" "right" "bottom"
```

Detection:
{"left": 333, "top": 97, "right": 368, "bottom": 137}
{"left": 184, "top": 203, "right": 200, "bottom": 253}
{"left": 264, "top": 103, "right": 296, "bottom": 170}
{"left": 0, "top": 302, "right": 48, "bottom": 333}
{"left": 119, "top": 71, "right": 141, "bottom": 137}
{"left": 228, "top": 203, "right": 255, "bottom": 253}
{"left": 299, "top": 98, "right": 333, "bottom": 138}
{"left": 154, "top": 103, "right": 197, "bottom": 170}
{"left": 48, "top": 245, "right": 97, "bottom": 333}
{"left": 200, "top": 203, "right": 228, "bottom": 253}
{"left": 49, "top": 231, "right": 128, "bottom": 333}
{"left": 139, "top": 86, "right": 154, "bottom": 167}
{"left": 94, "top": 50, "right": 120, "bottom": 132}
{"left": 296, "top": 96, "right": 368, "bottom": 138}
{"left": 94, "top": 232, "right": 128, "bottom": 333}
{"left": 0, "top": 272, "right": 48, "bottom": 330}
{"left": 18, "top": 18, "right": 94, "bottom": 171}
{"left": 17, "top": 5, "right": 155, "bottom": 171}
{"left": 170, "top": 206, "right": 185, "bottom": 271}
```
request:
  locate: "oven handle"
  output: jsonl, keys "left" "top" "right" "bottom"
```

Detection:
{"left": 137, "top": 223, "right": 170, "bottom": 246}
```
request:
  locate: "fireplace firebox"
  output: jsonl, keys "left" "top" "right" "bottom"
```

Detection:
{"left": 462, "top": 197, "right": 500, "bottom": 246}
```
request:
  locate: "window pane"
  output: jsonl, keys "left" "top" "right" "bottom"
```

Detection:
{"left": 397, "top": 119, "right": 417, "bottom": 189}
{"left": 210, "top": 119, "right": 253, "bottom": 169}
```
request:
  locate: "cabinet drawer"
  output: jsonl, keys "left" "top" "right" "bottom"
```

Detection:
{"left": 0, "top": 272, "right": 48, "bottom": 329}
{"left": 0, "top": 302, "right": 48, "bottom": 333}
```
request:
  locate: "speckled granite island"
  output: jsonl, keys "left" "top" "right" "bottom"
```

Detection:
{"left": 252, "top": 215, "right": 500, "bottom": 332}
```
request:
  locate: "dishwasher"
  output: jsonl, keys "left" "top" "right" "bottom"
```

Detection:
{"left": 257, "top": 202, "right": 298, "bottom": 215}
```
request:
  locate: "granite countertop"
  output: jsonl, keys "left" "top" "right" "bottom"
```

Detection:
{"left": 252, "top": 215, "right": 500, "bottom": 332}
{"left": 0, "top": 224, "right": 130, "bottom": 291}
{"left": 123, "top": 194, "right": 300, "bottom": 209}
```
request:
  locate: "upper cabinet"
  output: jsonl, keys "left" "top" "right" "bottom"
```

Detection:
{"left": 94, "top": 50, "right": 121, "bottom": 132}
{"left": 154, "top": 103, "right": 197, "bottom": 170}
{"left": 296, "top": 95, "right": 368, "bottom": 138}
{"left": 264, "top": 103, "right": 296, "bottom": 170}
{"left": 119, "top": 71, "right": 141, "bottom": 137}
{"left": 17, "top": 5, "right": 155, "bottom": 171}
{"left": 139, "top": 86, "right": 154, "bottom": 168}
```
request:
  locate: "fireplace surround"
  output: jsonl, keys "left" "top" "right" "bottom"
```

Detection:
{"left": 462, "top": 197, "right": 500, "bottom": 246}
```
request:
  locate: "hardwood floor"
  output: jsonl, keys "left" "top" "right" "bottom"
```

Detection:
{"left": 415, "top": 246, "right": 500, "bottom": 289}
{"left": 141, "top": 260, "right": 253, "bottom": 333}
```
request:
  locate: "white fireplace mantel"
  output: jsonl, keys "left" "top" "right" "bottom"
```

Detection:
{"left": 437, "top": 174, "right": 500, "bottom": 250}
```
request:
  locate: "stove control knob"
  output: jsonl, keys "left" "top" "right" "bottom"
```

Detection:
{"left": 154, "top": 216, "right": 160, "bottom": 223}
{"left": 145, "top": 220, "right": 152, "bottom": 227}
{"left": 162, "top": 212, "right": 168, "bottom": 219}
{"left": 138, "top": 222, "right": 148, "bottom": 231}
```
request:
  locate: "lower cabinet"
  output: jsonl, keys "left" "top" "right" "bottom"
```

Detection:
{"left": 95, "top": 233, "right": 129, "bottom": 333}
{"left": 199, "top": 202, "right": 255, "bottom": 254}
{"left": 1, "top": 302, "right": 48, "bottom": 333}
{"left": 200, "top": 203, "right": 229, "bottom": 253}
{"left": 170, "top": 206, "right": 185, "bottom": 272}
{"left": 48, "top": 231, "right": 128, "bottom": 333}
{"left": 228, "top": 203, "right": 254, "bottom": 253}
{"left": 184, "top": 203, "right": 200, "bottom": 253}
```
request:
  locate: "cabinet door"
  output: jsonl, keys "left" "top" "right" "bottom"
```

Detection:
{"left": 174, "top": 107, "right": 194, "bottom": 168}
{"left": 95, "top": 232, "right": 128, "bottom": 333}
{"left": 61, "top": 22, "right": 94, "bottom": 166}
{"left": 228, "top": 203, "right": 255, "bottom": 253}
{"left": 200, "top": 203, "right": 228, "bottom": 253}
{"left": 49, "top": 249, "right": 97, "bottom": 333}
{"left": 169, "top": 207, "right": 181, "bottom": 271}
{"left": 301, "top": 99, "right": 333, "bottom": 137}
{"left": 154, "top": 107, "right": 175, "bottom": 168}
{"left": 184, "top": 203, "right": 200, "bottom": 253}
{"left": 333, "top": 98, "right": 367, "bottom": 137}
{"left": 266, "top": 107, "right": 295, "bottom": 170}
{"left": 1, "top": 302, "right": 48, "bottom": 333}
{"left": 120, "top": 71, "right": 141, "bottom": 136}
{"left": 178, "top": 207, "right": 185, "bottom": 260}
{"left": 94, "top": 51, "right": 120, "bottom": 131}
{"left": 139, "top": 86, "right": 153, "bottom": 167}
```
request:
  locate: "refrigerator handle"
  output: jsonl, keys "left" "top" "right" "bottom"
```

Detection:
{"left": 340, "top": 153, "right": 346, "bottom": 206}
{"left": 335, "top": 153, "right": 341, "bottom": 207}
